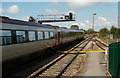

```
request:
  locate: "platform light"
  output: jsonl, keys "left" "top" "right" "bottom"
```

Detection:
{"left": 92, "top": 13, "right": 97, "bottom": 50}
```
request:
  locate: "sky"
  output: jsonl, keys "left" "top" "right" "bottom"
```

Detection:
{"left": 0, "top": 2, "right": 119, "bottom": 31}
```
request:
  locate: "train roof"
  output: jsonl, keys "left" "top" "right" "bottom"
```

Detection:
{"left": 0, "top": 16, "right": 84, "bottom": 32}
{"left": 0, "top": 16, "right": 55, "bottom": 29}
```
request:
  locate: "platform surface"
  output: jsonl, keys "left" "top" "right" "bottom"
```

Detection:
{"left": 74, "top": 41, "right": 109, "bottom": 77}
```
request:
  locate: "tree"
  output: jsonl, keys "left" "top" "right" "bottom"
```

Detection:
{"left": 88, "top": 29, "right": 93, "bottom": 34}
{"left": 70, "top": 25, "right": 79, "bottom": 30}
{"left": 99, "top": 28, "right": 109, "bottom": 37}
{"left": 84, "top": 29, "right": 93, "bottom": 34}
{"left": 110, "top": 26, "right": 118, "bottom": 34}
{"left": 110, "top": 26, "right": 119, "bottom": 39}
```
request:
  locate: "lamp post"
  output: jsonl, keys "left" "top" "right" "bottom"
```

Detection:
{"left": 92, "top": 13, "right": 96, "bottom": 50}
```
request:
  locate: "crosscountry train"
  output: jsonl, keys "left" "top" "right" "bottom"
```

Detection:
{"left": 0, "top": 16, "right": 84, "bottom": 64}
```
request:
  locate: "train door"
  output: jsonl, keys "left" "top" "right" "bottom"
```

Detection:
{"left": 61, "top": 31, "right": 64, "bottom": 43}
{"left": 58, "top": 32, "right": 60, "bottom": 43}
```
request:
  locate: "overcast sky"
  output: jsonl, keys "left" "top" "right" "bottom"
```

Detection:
{"left": 1, "top": 2, "right": 119, "bottom": 31}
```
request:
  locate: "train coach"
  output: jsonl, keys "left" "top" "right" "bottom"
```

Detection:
{"left": 0, "top": 16, "right": 84, "bottom": 65}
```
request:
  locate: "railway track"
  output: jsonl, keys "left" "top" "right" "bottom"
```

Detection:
{"left": 95, "top": 38, "right": 108, "bottom": 50}
{"left": 27, "top": 39, "right": 90, "bottom": 78}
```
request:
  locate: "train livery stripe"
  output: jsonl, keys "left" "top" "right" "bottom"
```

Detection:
{"left": 0, "top": 22, "right": 54, "bottom": 29}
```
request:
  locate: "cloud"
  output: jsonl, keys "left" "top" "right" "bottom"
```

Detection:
{"left": 72, "top": 22, "right": 88, "bottom": 29}
{"left": 45, "top": 9, "right": 60, "bottom": 14}
{"left": 80, "top": 23, "right": 87, "bottom": 28}
{"left": 50, "top": 0, "right": 118, "bottom": 2}
{"left": 97, "top": 16, "right": 111, "bottom": 26}
{"left": 0, "top": 8, "right": 4, "bottom": 14}
{"left": 71, "top": 16, "right": 116, "bottom": 31}
{"left": 85, "top": 20, "right": 90, "bottom": 24}
{"left": 20, "top": 16, "right": 29, "bottom": 21}
{"left": 72, "top": 23, "right": 79, "bottom": 26}
{"left": 51, "top": 0, "right": 59, "bottom": 5}
{"left": 7, "top": 5, "right": 20, "bottom": 14}
{"left": 68, "top": 2, "right": 98, "bottom": 9}
{"left": 98, "top": 16, "right": 107, "bottom": 21}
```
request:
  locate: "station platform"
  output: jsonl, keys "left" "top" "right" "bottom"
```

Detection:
{"left": 73, "top": 41, "right": 110, "bottom": 77}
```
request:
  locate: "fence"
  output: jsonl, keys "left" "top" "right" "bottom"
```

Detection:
{"left": 109, "top": 42, "right": 120, "bottom": 78}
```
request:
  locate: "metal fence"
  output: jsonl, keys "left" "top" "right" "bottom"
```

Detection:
{"left": 109, "top": 42, "right": 120, "bottom": 78}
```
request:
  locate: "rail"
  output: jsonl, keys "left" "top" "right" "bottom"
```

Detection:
{"left": 27, "top": 39, "right": 90, "bottom": 78}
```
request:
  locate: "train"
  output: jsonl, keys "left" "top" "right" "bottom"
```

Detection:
{"left": 0, "top": 16, "right": 84, "bottom": 66}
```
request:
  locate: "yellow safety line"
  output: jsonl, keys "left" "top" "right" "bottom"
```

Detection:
{"left": 57, "top": 50, "right": 105, "bottom": 53}
{"left": 80, "top": 50, "right": 105, "bottom": 53}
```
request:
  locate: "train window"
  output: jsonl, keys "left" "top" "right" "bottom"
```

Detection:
{"left": 28, "top": 31, "right": 36, "bottom": 41}
{"left": 50, "top": 32, "right": 54, "bottom": 39}
{"left": 0, "top": 30, "right": 12, "bottom": 45}
{"left": 38, "top": 32, "right": 43, "bottom": 40}
{"left": 16, "top": 31, "right": 26, "bottom": 43}
{"left": 44, "top": 31, "right": 49, "bottom": 39}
